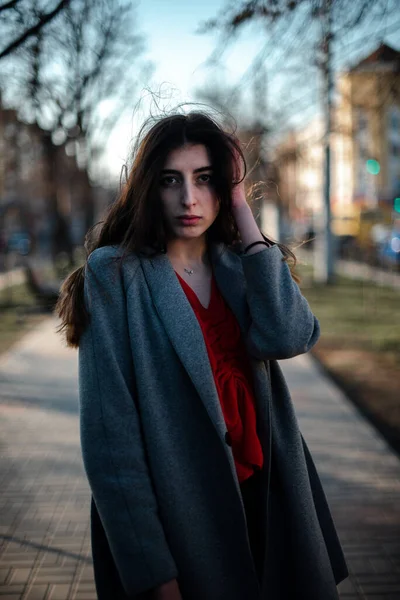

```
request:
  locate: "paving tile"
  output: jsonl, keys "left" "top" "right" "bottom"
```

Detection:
{"left": 47, "top": 584, "right": 71, "bottom": 600}
{"left": 34, "top": 574, "right": 76, "bottom": 585}
{"left": 0, "top": 587, "right": 25, "bottom": 595}
{"left": 0, "top": 571, "right": 11, "bottom": 586}
{"left": 24, "top": 585, "right": 50, "bottom": 600}
{"left": 359, "top": 583, "right": 400, "bottom": 593}
{"left": 338, "top": 577, "right": 361, "bottom": 594}
{"left": 9, "top": 568, "right": 32, "bottom": 584}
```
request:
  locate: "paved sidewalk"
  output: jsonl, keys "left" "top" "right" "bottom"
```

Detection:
{"left": 280, "top": 358, "right": 400, "bottom": 599}
{"left": 1, "top": 319, "right": 400, "bottom": 599}
{"left": 0, "top": 319, "right": 93, "bottom": 600}
{"left": 0, "top": 269, "right": 25, "bottom": 292}
{"left": 335, "top": 258, "right": 400, "bottom": 291}
{"left": 298, "top": 249, "right": 400, "bottom": 291}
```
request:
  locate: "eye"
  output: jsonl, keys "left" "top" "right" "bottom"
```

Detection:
{"left": 160, "top": 175, "right": 180, "bottom": 187}
{"left": 197, "top": 173, "right": 212, "bottom": 184}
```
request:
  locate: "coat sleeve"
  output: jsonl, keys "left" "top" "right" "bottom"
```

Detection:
{"left": 240, "top": 244, "right": 320, "bottom": 360}
{"left": 78, "top": 248, "right": 178, "bottom": 597}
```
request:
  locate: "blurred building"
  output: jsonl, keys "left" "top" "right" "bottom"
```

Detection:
{"left": 272, "top": 44, "right": 400, "bottom": 244}
{"left": 0, "top": 99, "right": 109, "bottom": 263}
{"left": 337, "top": 44, "right": 400, "bottom": 208}
{"left": 0, "top": 107, "right": 47, "bottom": 249}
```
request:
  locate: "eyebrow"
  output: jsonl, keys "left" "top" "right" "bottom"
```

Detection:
{"left": 161, "top": 166, "right": 213, "bottom": 175}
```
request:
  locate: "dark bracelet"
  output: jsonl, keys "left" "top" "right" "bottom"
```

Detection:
{"left": 244, "top": 240, "right": 271, "bottom": 254}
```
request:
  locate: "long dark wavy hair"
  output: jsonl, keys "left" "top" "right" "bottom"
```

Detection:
{"left": 56, "top": 111, "right": 297, "bottom": 347}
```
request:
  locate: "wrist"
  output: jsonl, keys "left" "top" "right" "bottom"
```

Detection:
{"left": 243, "top": 240, "right": 272, "bottom": 256}
{"left": 232, "top": 201, "right": 251, "bottom": 215}
{"left": 232, "top": 202, "right": 263, "bottom": 249}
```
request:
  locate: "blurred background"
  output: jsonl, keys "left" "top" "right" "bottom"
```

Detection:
{"left": 0, "top": 1, "right": 400, "bottom": 597}
{"left": 1, "top": 0, "right": 399, "bottom": 451}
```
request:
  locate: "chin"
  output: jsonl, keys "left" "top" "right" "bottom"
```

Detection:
{"left": 171, "top": 224, "right": 209, "bottom": 240}
{"left": 176, "top": 230, "right": 205, "bottom": 240}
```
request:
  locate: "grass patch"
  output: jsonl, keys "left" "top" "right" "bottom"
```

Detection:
{"left": 0, "top": 282, "right": 50, "bottom": 356}
{"left": 0, "top": 257, "right": 80, "bottom": 357}
{"left": 298, "top": 265, "right": 400, "bottom": 454}
{"left": 300, "top": 274, "right": 399, "bottom": 355}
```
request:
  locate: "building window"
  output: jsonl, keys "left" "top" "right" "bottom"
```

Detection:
{"left": 388, "top": 107, "right": 400, "bottom": 141}
{"left": 359, "top": 112, "right": 368, "bottom": 132}
{"left": 388, "top": 108, "right": 400, "bottom": 192}
{"left": 355, "top": 109, "right": 369, "bottom": 195}
{"left": 4, "top": 122, "right": 16, "bottom": 139}
{"left": 390, "top": 111, "right": 400, "bottom": 132}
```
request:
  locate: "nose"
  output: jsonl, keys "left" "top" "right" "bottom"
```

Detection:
{"left": 181, "top": 180, "right": 196, "bottom": 207}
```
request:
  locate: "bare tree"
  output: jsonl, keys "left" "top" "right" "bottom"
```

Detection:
{"left": 200, "top": 0, "right": 399, "bottom": 133}
{"left": 0, "top": 0, "right": 71, "bottom": 60}
{"left": 193, "top": 79, "right": 243, "bottom": 125}
{"left": 0, "top": 0, "right": 149, "bottom": 260}
{"left": 1, "top": 0, "right": 148, "bottom": 164}
{"left": 199, "top": 0, "right": 399, "bottom": 282}
{"left": 201, "top": 0, "right": 397, "bottom": 36}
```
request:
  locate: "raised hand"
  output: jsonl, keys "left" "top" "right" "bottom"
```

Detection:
{"left": 230, "top": 139, "right": 248, "bottom": 211}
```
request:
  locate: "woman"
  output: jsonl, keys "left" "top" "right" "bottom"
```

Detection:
{"left": 57, "top": 111, "right": 348, "bottom": 600}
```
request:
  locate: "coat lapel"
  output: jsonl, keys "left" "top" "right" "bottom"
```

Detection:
{"left": 209, "top": 243, "right": 250, "bottom": 335}
{"left": 140, "top": 249, "right": 229, "bottom": 446}
{"left": 139, "top": 244, "right": 257, "bottom": 501}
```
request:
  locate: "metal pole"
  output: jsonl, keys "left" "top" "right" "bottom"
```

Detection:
{"left": 314, "top": 0, "right": 335, "bottom": 283}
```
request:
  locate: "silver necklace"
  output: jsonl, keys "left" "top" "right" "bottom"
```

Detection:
{"left": 184, "top": 268, "right": 194, "bottom": 276}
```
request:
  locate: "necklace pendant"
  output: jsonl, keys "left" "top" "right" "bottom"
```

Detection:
{"left": 184, "top": 268, "right": 194, "bottom": 276}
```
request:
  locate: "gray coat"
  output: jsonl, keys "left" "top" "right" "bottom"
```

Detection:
{"left": 79, "top": 242, "right": 348, "bottom": 600}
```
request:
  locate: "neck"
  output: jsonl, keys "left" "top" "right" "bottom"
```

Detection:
{"left": 166, "top": 236, "right": 209, "bottom": 268}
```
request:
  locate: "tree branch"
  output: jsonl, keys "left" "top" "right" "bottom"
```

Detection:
{"left": 0, "top": 0, "right": 21, "bottom": 12}
{"left": 0, "top": 0, "right": 70, "bottom": 60}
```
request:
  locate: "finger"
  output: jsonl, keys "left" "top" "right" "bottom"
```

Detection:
{"left": 229, "top": 139, "right": 244, "bottom": 183}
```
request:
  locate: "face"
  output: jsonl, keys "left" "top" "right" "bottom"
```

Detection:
{"left": 159, "top": 144, "right": 220, "bottom": 242}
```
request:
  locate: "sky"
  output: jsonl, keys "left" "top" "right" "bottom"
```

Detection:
{"left": 99, "top": 0, "right": 267, "bottom": 181}
{"left": 98, "top": 0, "right": 400, "bottom": 184}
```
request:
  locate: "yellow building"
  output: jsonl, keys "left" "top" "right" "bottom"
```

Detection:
{"left": 272, "top": 44, "right": 400, "bottom": 245}
{"left": 336, "top": 43, "right": 400, "bottom": 209}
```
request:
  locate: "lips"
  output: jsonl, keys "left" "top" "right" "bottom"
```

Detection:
{"left": 176, "top": 216, "right": 201, "bottom": 226}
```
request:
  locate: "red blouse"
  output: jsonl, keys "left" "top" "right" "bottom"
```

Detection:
{"left": 175, "top": 271, "right": 264, "bottom": 483}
